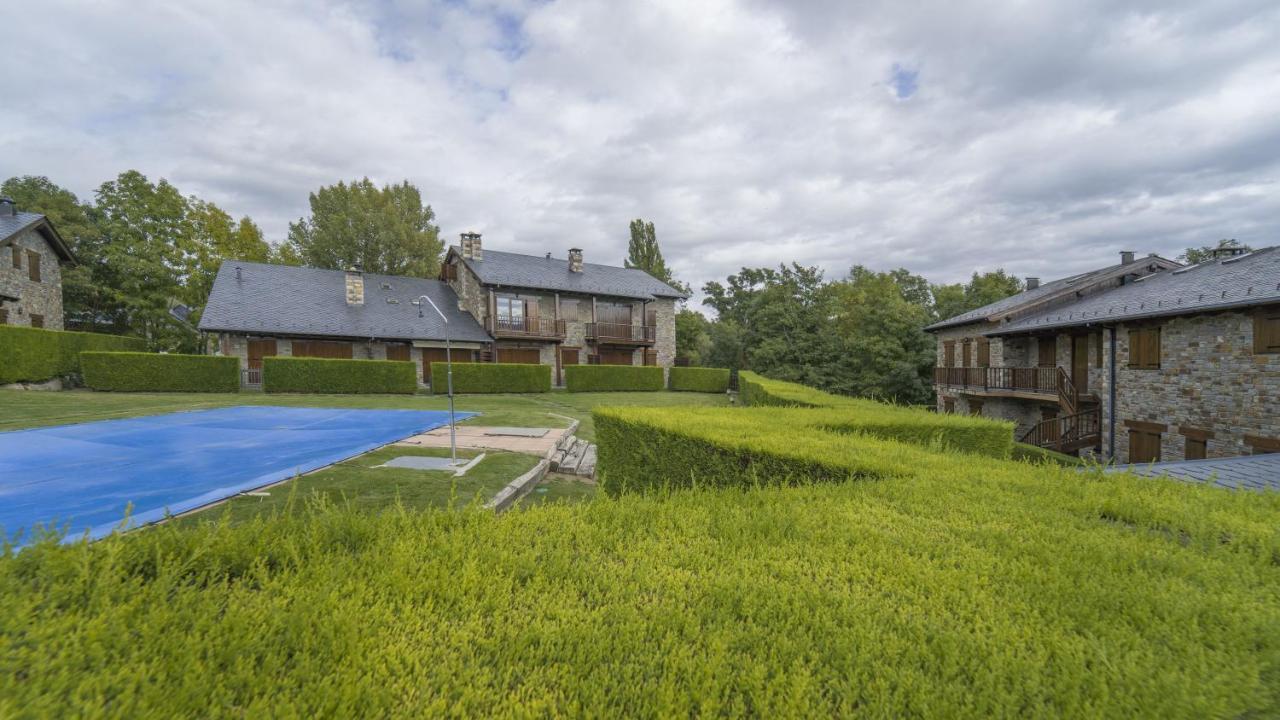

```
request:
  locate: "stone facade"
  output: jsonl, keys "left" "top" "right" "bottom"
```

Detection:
{"left": 1, "top": 226, "right": 66, "bottom": 330}
{"left": 1110, "top": 311, "right": 1280, "bottom": 463}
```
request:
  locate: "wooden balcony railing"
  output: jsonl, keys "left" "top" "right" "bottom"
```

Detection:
{"left": 933, "top": 366, "right": 1058, "bottom": 394}
{"left": 586, "top": 322, "right": 656, "bottom": 345}
{"left": 490, "top": 315, "right": 566, "bottom": 339}
{"left": 1019, "top": 408, "right": 1101, "bottom": 453}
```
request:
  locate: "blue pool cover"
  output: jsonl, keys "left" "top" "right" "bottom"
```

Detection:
{"left": 0, "top": 406, "right": 474, "bottom": 543}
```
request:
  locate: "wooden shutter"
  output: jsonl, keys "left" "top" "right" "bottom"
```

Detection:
{"left": 1129, "top": 327, "right": 1161, "bottom": 369}
{"left": 1255, "top": 306, "right": 1280, "bottom": 354}
{"left": 27, "top": 251, "right": 40, "bottom": 282}
{"left": 943, "top": 398, "right": 955, "bottom": 414}
{"left": 1095, "top": 332, "right": 1103, "bottom": 366}
{"left": 385, "top": 344, "right": 411, "bottom": 362}
{"left": 1185, "top": 437, "right": 1206, "bottom": 461}
{"left": 943, "top": 341, "right": 955, "bottom": 367}
{"left": 1128, "top": 430, "right": 1161, "bottom": 463}
{"left": 10, "top": 246, "right": 19, "bottom": 269}
{"left": 976, "top": 338, "right": 990, "bottom": 368}
{"left": 1038, "top": 337, "right": 1056, "bottom": 367}
{"left": 29, "top": 314, "right": 44, "bottom": 328}
{"left": 247, "top": 339, "right": 277, "bottom": 369}
{"left": 0, "top": 308, "right": 7, "bottom": 324}
{"left": 961, "top": 339, "right": 972, "bottom": 367}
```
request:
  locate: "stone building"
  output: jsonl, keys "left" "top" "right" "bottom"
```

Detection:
{"left": 440, "top": 233, "right": 685, "bottom": 384}
{"left": 927, "top": 246, "right": 1280, "bottom": 463}
{"left": 199, "top": 233, "right": 685, "bottom": 388}
{"left": 0, "top": 198, "right": 76, "bottom": 330}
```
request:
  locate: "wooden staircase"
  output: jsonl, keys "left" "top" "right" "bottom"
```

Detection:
{"left": 1019, "top": 367, "right": 1101, "bottom": 453}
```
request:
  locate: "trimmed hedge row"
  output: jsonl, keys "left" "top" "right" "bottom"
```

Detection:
{"left": 738, "top": 370, "right": 867, "bottom": 408}
{"left": 595, "top": 404, "right": 1014, "bottom": 496}
{"left": 668, "top": 367, "right": 730, "bottom": 393}
{"left": 0, "top": 325, "right": 144, "bottom": 384}
{"left": 431, "top": 362, "right": 551, "bottom": 394}
{"left": 263, "top": 357, "right": 417, "bottom": 394}
{"left": 81, "top": 352, "right": 239, "bottom": 393}
{"left": 564, "top": 365, "right": 664, "bottom": 392}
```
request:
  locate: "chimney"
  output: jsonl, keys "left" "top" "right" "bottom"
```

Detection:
{"left": 568, "top": 248, "right": 583, "bottom": 273}
{"left": 1210, "top": 244, "right": 1246, "bottom": 260}
{"left": 460, "top": 231, "right": 482, "bottom": 261}
{"left": 345, "top": 267, "right": 365, "bottom": 306}
{"left": 1120, "top": 250, "right": 1135, "bottom": 265}
{"left": 0, "top": 198, "right": 14, "bottom": 217}
{"left": 1025, "top": 277, "right": 1040, "bottom": 290}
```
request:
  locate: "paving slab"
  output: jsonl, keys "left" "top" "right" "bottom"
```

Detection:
{"left": 398, "top": 425, "right": 568, "bottom": 456}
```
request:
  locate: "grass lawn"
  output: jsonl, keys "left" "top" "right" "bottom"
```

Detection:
{"left": 177, "top": 445, "right": 553, "bottom": 526}
{"left": 0, "top": 388, "right": 730, "bottom": 442}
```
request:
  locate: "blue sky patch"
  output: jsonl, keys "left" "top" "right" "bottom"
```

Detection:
{"left": 890, "top": 63, "right": 918, "bottom": 99}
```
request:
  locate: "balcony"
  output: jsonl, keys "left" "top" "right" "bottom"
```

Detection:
{"left": 489, "top": 315, "right": 566, "bottom": 340}
{"left": 934, "top": 366, "right": 1058, "bottom": 397}
{"left": 1020, "top": 408, "right": 1102, "bottom": 453}
{"left": 586, "top": 322, "right": 656, "bottom": 345}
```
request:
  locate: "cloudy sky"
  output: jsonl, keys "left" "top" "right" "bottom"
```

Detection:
{"left": 5, "top": 0, "right": 1279, "bottom": 302}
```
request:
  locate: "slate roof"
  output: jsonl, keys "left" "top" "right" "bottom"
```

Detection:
{"left": 1111, "top": 453, "right": 1280, "bottom": 492}
{"left": 925, "top": 255, "right": 1180, "bottom": 331}
{"left": 990, "top": 246, "right": 1280, "bottom": 335}
{"left": 198, "top": 261, "right": 492, "bottom": 343}
{"left": 0, "top": 211, "right": 76, "bottom": 262}
{"left": 455, "top": 247, "right": 688, "bottom": 301}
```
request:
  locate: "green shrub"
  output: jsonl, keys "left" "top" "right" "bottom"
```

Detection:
{"left": 81, "top": 352, "right": 239, "bottom": 393}
{"left": 0, "top": 325, "right": 143, "bottom": 384}
{"left": 1012, "top": 442, "right": 1087, "bottom": 466}
{"left": 594, "top": 404, "right": 1013, "bottom": 496}
{"left": 431, "top": 362, "right": 550, "bottom": 394}
{"left": 263, "top": 357, "right": 416, "bottom": 394}
{"left": 564, "top": 365, "right": 664, "bottom": 392}
{"left": 668, "top": 367, "right": 730, "bottom": 393}
{"left": 3, "top": 456, "right": 1277, "bottom": 717}
{"left": 738, "top": 370, "right": 870, "bottom": 408}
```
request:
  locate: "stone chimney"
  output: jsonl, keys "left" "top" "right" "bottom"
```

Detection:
{"left": 1025, "top": 277, "right": 1040, "bottom": 290}
{"left": 568, "top": 248, "right": 583, "bottom": 273}
{"left": 345, "top": 267, "right": 365, "bottom": 306}
{"left": 1120, "top": 250, "right": 1135, "bottom": 265}
{"left": 460, "top": 232, "right": 482, "bottom": 261}
{"left": 0, "top": 198, "right": 14, "bottom": 217}
{"left": 1210, "top": 244, "right": 1246, "bottom": 261}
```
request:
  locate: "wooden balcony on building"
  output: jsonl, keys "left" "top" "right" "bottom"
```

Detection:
{"left": 586, "top": 322, "right": 656, "bottom": 346}
{"left": 489, "top": 315, "right": 566, "bottom": 340}
{"left": 933, "top": 366, "right": 1060, "bottom": 401}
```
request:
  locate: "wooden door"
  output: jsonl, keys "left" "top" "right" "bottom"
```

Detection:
{"left": 1072, "top": 335, "right": 1089, "bottom": 393}
{"left": 247, "top": 339, "right": 277, "bottom": 369}
{"left": 497, "top": 347, "right": 541, "bottom": 364}
{"left": 420, "top": 348, "right": 451, "bottom": 383}
{"left": 600, "top": 349, "right": 633, "bottom": 365}
{"left": 1037, "top": 337, "right": 1056, "bottom": 368}
{"left": 1129, "top": 430, "right": 1161, "bottom": 463}
{"left": 291, "top": 340, "right": 353, "bottom": 359}
{"left": 943, "top": 341, "right": 955, "bottom": 367}
{"left": 385, "top": 344, "right": 411, "bottom": 362}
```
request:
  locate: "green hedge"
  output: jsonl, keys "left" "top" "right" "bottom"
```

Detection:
{"left": 564, "top": 365, "right": 664, "bottom": 392}
{"left": 668, "top": 367, "right": 730, "bottom": 393}
{"left": 263, "top": 357, "right": 417, "bottom": 394}
{"left": 595, "top": 404, "right": 1013, "bottom": 496}
{"left": 81, "top": 352, "right": 239, "bottom": 393}
{"left": 1012, "top": 442, "right": 1087, "bottom": 466}
{"left": 0, "top": 325, "right": 144, "bottom": 384}
{"left": 431, "top": 362, "right": 551, "bottom": 394}
{"left": 738, "top": 370, "right": 865, "bottom": 408}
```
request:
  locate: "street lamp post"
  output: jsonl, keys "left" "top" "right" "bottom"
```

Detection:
{"left": 413, "top": 294, "right": 458, "bottom": 465}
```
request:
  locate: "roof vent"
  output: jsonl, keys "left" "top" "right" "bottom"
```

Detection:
{"left": 0, "top": 198, "right": 14, "bottom": 217}
{"left": 1025, "top": 277, "right": 1040, "bottom": 290}
{"left": 1120, "top": 250, "right": 1135, "bottom": 265}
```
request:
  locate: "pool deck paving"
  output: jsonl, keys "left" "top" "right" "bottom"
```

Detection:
{"left": 397, "top": 425, "right": 569, "bottom": 456}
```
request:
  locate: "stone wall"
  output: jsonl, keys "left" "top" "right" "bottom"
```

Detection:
{"left": 1111, "top": 311, "right": 1280, "bottom": 462}
{"left": 652, "top": 297, "right": 677, "bottom": 377}
{"left": 1, "top": 227, "right": 65, "bottom": 330}
{"left": 449, "top": 260, "right": 488, "bottom": 326}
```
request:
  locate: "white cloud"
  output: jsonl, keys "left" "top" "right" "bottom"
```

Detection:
{"left": 4, "top": 0, "right": 1279, "bottom": 307}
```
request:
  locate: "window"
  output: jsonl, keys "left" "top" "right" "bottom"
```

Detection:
{"left": 1128, "top": 430, "right": 1161, "bottom": 463}
{"left": 0, "top": 308, "right": 8, "bottom": 324}
{"left": 30, "top": 314, "right": 44, "bottom": 329}
{"left": 10, "top": 246, "right": 20, "bottom": 269}
{"left": 1255, "top": 306, "right": 1280, "bottom": 354}
{"left": 943, "top": 398, "right": 955, "bottom": 414}
{"left": 976, "top": 338, "right": 991, "bottom": 368}
{"left": 560, "top": 299, "right": 579, "bottom": 322}
{"left": 961, "top": 339, "right": 973, "bottom": 367}
{"left": 1185, "top": 437, "right": 1206, "bottom": 461}
{"left": 27, "top": 251, "right": 40, "bottom": 282}
{"left": 943, "top": 341, "right": 955, "bottom": 367}
{"left": 1128, "top": 327, "right": 1161, "bottom": 369}
{"left": 1037, "top": 337, "right": 1056, "bottom": 367}
{"left": 495, "top": 296, "right": 524, "bottom": 322}
{"left": 969, "top": 399, "right": 984, "bottom": 417}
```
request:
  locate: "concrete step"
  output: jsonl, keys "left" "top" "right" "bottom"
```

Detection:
{"left": 576, "top": 444, "right": 597, "bottom": 478}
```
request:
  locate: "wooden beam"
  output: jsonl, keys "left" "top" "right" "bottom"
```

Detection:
{"left": 1244, "top": 434, "right": 1280, "bottom": 453}
{"left": 1122, "top": 419, "right": 1168, "bottom": 433}
{"left": 1177, "top": 426, "right": 1215, "bottom": 441}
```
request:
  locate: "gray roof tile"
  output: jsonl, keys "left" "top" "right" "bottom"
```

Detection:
{"left": 198, "top": 262, "right": 492, "bottom": 343}
{"left": 1111, "top": 453, "right": 1280, "bottom": 492}
{"left": 458, "top": 248, "right": 688, "bottom": 300}
{"left": 0, "top": 211, "right": 76, "bottom": 262}
{"left": 991, "top": 246, "right": 1280, "bottom": 335}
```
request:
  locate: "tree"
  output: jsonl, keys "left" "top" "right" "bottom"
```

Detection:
{"left": 0, "top": 176, "right": 124, "bottom": 333}
{"left": 184, "top": 199, "right": 269, "bottom": 319}
{"left": 624, "top": 219, "right": 691, "bottom": 295}
{"left": 931, "top": 269, "right": 1023, "bottom": 322}
{"left": 828, "top": 266, "right": 935, "bottom": 404}
{"left": 675, "top": 308, "right": 713, "bottom": 365}
{"left": 1178, "top": 238, "right": 1252, "bottom": 264}
{"left": 284, "top": 178, "right": 443, "bottom": 277}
